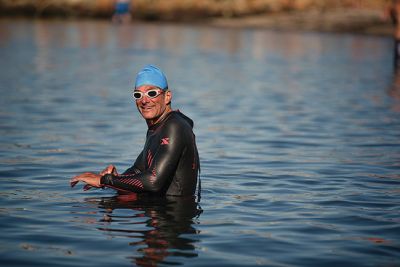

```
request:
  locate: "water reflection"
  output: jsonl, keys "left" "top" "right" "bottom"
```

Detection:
{"left": 0, "top": 19, "right": 389, "bottom": 72}
{"left": 87, "top": 195, "right": 202, "bottom": 266}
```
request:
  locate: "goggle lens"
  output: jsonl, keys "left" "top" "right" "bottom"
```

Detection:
{"left": 147, "top": 90, "right": 158, "bottom": 98}
{"left": 133, "top": 92, "right": 143, "bottom": 99}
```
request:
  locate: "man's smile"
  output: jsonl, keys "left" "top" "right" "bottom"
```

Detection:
{"left": 140, "top": 105, "right": 155, "bottom": 111}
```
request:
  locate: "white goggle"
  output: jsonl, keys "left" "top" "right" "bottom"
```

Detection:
{"left": 132, "top": 89, "right": 164, "bottom": 100}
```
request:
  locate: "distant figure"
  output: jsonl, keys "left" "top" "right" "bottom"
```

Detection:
{"left": 388, "top": 0, "right": 400, "bottom": 69}
{"left": 112, "top": 0, "right": 131, "bottom": 24}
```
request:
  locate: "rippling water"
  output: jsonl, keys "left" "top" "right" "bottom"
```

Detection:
{"left": 0, "top": 19, "right": 399, "bottom": 267}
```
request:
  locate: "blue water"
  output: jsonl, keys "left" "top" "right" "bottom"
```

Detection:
{"left": 0, "top": 19, "right": 400, "bottom": 267}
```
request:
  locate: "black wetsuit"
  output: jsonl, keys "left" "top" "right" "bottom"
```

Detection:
{"left": 101, "top": 111, "right": 200, "bottom": 197}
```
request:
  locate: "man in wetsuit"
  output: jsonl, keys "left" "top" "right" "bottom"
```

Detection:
{"left": 70, "top": 65, "right": 200, "bottom": 197}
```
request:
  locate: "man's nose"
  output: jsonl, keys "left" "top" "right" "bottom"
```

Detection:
{"left": 141, "top": 96, "right": 150, "bottom": 104}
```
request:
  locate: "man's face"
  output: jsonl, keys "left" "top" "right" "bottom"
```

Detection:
{"left": 134, "top": 85, "right": 171, "bottom": 121}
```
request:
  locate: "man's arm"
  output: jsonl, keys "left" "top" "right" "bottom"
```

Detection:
{"left": 100, "top": 121, "right": 186, "bottom": 194}
{"left": 70, "top": 150, "right": 145, "bottom": 191}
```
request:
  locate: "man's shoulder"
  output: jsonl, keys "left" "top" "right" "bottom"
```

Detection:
{"left": 158, "top": 112, "right": 194, "bottom": 139}
{"left": 165, "top": 111, "right": 194, "bottom": 130}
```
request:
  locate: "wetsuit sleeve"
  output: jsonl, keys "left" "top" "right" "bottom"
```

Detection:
{"left": 100, "top": 121, "right": 186, "bottom": 194}
{"left": 100, "top": 150, "right": 145, "bottom": 193}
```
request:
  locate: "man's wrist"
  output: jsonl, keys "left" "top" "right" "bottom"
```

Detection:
{"left": 100, "top": 173, "right": 115, "bottom": 186}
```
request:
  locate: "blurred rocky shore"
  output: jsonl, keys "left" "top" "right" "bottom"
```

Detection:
{"left": 0, "top": 0, "right": 394, "bottom": 35}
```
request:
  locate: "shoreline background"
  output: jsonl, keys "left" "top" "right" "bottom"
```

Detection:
{"left": 0, "top": 0, "right": 394, "bottom": 35}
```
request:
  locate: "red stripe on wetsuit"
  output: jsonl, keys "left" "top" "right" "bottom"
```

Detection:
{"left": 100, "top": 173, "right": 144, "bottom": 192}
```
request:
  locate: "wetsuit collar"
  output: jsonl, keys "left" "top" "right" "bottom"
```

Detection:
{"left": 147, "top": 110, "right": 174, "bottom": 130}
{"left": 148, "top": 110, "right": 194, "bottom": 131}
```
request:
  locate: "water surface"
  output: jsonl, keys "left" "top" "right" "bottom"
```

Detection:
{"left": 0, "top": 19, "right": 399, "bottom": 266}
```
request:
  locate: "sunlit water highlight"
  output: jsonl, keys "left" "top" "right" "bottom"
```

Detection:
{"left": 0, "top": 19, "right": 399, "bottom": 266}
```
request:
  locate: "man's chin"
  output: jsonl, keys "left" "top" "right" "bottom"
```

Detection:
{"left": 140, "top": 110, "right": 155, "bottom": 120}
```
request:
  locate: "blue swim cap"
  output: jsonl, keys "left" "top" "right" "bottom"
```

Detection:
{"left": 135, "top": 65, "right": 168, "bottom": 90}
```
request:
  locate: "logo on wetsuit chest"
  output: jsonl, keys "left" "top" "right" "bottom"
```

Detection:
{"left": 160, "top": 137, "right": 169, "bottom": 145}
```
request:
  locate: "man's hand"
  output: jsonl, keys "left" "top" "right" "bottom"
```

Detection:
{"left": 70, "top": 172, "right": 102, "bottom": 189}
{"left": 100, "top": 164, "right": 118, "bottom": 176}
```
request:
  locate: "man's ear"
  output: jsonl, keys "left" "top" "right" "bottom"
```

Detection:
{"left": 165, "top": 90, "right": 172, "bottom": 105}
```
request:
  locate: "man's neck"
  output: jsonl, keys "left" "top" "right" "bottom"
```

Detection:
{"left": 146, "top": 107, "right": 172, "bottom": 127}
